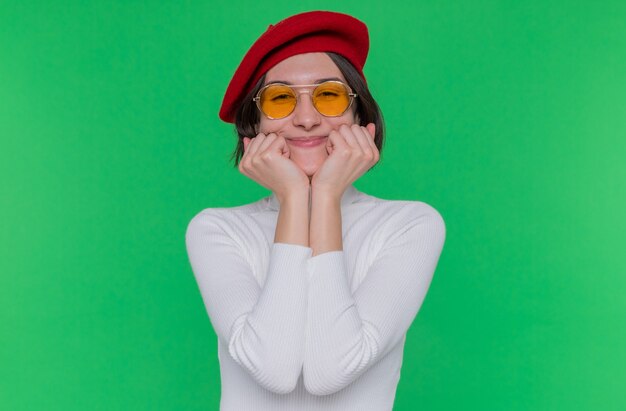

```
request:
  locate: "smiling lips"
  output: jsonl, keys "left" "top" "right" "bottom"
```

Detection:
{"left": 286, "top": 136, "right": 327, "bottom": 148}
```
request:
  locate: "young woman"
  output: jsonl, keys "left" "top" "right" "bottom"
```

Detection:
{"left": 186, "top": 11, "right": 446, "bottom": 411}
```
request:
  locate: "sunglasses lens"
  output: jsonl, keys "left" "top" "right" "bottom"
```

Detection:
{"left": 259, "top": 85, "right": 297, "bottom": 119}
{"left": 313, "top": 82, "right": 351, "bottom": 116}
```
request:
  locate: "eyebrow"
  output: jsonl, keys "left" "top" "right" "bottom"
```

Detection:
{"left": 263, "top": 77, "right": 344, "bottom": 86}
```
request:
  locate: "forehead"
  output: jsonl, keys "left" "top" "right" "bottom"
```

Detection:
{"left": 264, "top": 53, "right": 346, "bottom": 84}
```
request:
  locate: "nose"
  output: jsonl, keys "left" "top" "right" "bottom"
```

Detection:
{"left": 292, "top": 91, "right": 321, "bottom": 130}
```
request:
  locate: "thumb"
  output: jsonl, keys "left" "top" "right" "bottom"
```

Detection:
{"left": 272, "top": 134, "right": 291, "bottom": 158}
{"left": 281, "top": 140, "right": 291, "bottom": 158}
{"left": 366, "top": 123, "right": 376, "bottom": 138}
{"left": 326, "top": 130, "right": 338, "bottom": 155}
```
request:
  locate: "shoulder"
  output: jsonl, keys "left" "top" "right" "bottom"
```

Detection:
{"left": 353, "top": 191, "right": 446, "bottom": 244}
{"left": 357, "top": 191, "right": 445, "bottom": 226}
{"left": 185, "top": 198, "right": 269, "bottom": 240}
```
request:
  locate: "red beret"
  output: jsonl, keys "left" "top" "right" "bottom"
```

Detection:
{"left": 219, "top": 10, "right": 369, "bottom": 123}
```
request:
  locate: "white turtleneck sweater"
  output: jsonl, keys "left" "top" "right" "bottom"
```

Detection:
{"left": 185, "top": 185, "right": 446, "bottom": 411}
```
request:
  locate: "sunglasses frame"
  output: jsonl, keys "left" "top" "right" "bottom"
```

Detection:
{"left": 252, "top": 80, "right": 358, "bottom": 120}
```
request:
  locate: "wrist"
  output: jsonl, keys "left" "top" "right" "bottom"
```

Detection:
{"left": 276, "top": 186, "right": 310, "bottom": 206}
{"left": 311, "top": 185, "right": 343, "bottom": 204}
{"left": 275, "top": 187, "right": 310, "bottom": 247}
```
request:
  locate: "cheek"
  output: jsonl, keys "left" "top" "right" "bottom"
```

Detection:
{"left": 258, "top": 118, "right": 288, "bottom": 135}
{"left": 329, "top": 113, "right": 357, "bottom": 130}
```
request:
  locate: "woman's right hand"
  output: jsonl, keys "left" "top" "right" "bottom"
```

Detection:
{"left": 239, "top": 133, "right": 310, "bottom": 200}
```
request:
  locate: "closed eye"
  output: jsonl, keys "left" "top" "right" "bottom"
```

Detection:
{"left": 271, "top": 93, "right": 295, "bottom": 102}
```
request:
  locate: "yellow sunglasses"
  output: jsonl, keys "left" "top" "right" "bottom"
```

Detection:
{"left": 253, "top": 80, "right": 358, "bottom": 120}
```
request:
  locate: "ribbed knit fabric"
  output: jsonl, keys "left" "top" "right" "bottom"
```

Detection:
{"left": 185, "top": 185, "right": 446, "bottom": 411}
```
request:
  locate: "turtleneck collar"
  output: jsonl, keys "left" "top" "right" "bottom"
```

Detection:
{"left": 266, "top": 185, "right": 360, "bottom": 211}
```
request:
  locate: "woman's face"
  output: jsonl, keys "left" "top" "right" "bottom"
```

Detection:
{"left": 257, "top": 52, "right": 357, "bottom": 177}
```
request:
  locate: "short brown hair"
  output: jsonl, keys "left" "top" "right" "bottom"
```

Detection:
{"left": 230, "top": 52, "right": 385, "bottom": 167}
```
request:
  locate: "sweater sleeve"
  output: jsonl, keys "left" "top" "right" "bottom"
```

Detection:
{"left": 302, "top": 204, "right": 446, "bottom": 395}
{"left": 185, "top": 211, "right": 311, "bottom": 394}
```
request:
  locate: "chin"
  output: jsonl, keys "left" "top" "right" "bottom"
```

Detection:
{"left": 300, "top": 164, "right": 320, "bottom": 177}
{"left": 291, "top": 160, "right": 321, "bottom": 177}
{"left": 291, "top": 153, "right": 325, "bottom": 178}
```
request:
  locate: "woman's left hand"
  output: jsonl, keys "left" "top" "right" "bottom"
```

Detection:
{"left": 311, "top": 123, "right": 379, "bottom": 199}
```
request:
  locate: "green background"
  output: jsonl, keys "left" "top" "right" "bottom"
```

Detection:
{"left": 2, "top": 1, "right": 625, "bottom": 409}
